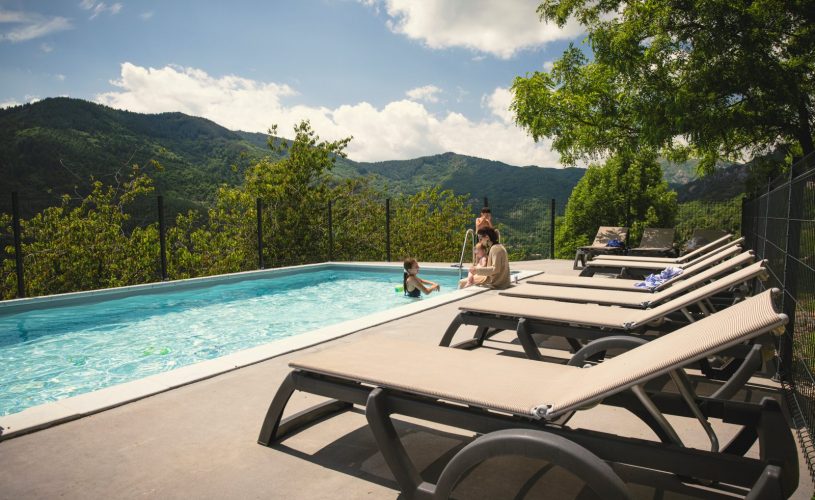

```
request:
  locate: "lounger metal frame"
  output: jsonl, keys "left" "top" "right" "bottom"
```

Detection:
{"left": 258, "top": 367, "right": 797, "bottom": 499}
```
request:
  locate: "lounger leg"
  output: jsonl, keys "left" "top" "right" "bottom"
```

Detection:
{"left": 745, "top": 465, "right": 784, "bottom": 500}
{"left": 439, "top": 314, "right": 464, "bottom": 347}
{"left": 433, "top": 429, "right": 631, "bottom": 500}
{"left": 709, "top": 344, "right": 763, "bottom": 400}
{"left": 516, "top": 318, "right": 543, "bottom": 361}
{"left": 257, "top": 372, "right": 353, "bottom": 446}
{"left": 366, "top": 388, "right": 434, "bottom": 499}
{"left": 257, "top": 373, "right": 298, "bottom": 445}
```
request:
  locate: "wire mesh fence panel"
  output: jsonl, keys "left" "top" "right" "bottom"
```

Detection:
{"left": 487, "top": 197, "right": 555, "bottom": 261}
{"left": 743, "top": 152, "right": 815, "bottom": 483}
{"left": 330, "top": 196, "right": 387, "bottom": 262}
{"left": 675, "top": 197, "right": 742, "bottom": 243}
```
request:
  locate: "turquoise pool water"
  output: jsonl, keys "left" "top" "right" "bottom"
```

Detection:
{"left": 0, "top": 267, "right": 462, "bottom": 416}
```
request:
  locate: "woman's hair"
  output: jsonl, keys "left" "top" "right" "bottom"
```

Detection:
{"left": 480, "top": 207, "right": 491, "bottom": 214}
{"left": 403, "top": 258, "right": 417, "bottom": 292}
{"left": 477, "top": 227, "right": 499, "bottom": 243}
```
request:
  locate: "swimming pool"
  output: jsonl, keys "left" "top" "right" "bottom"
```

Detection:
{"left": 0, "top": 264, "right": 466, "bottom": 417}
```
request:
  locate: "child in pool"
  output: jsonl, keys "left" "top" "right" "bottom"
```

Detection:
{"left": 459, "top": 242, "right": 488, "bottom": 288}
{"left": 403, "top": 258, "right": 440, "bottom": 297}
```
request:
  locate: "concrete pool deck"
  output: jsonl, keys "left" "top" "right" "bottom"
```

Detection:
{"left": 0, "top": 259, "right": 812, "bottom": 499}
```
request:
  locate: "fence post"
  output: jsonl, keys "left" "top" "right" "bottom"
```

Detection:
{"left": 761, "top": 177, "right": 771, "bottom": 258}
{"left": 483, "top": 196, "right": 489, "bottom": 208}
{"left": 385, "top": 198, "right": 391, "bottom": 262}
{"left": 549, "top": 199, "right": 556, "bottom": 259}
{"left": 327, "top": 200, "right": 333, "bottom": 261}
{"left": 11, "top": 191, "right": 24, "bottom": 298}
{"left": 157, "top": 195, "right": 168, "bottom": 281}
{"left": 256, "top": 198, "right": 264, "bottom": 269}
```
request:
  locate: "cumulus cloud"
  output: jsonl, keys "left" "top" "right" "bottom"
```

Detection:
{"left": 362, "top": 0, "right": 582, "bottom": 59}
{"left": 95, "top": 63, "right": 562, "bottom": 167}
{"left": 0, "top": 10, "right": 73, "bottom": 42}
{"left": 405, "top": 85, "right": 442, "bottom": 103}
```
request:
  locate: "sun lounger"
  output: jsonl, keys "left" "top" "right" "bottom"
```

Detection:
{"left": 573, "top": 226, "right": 629, "bottom": 269}
{"left": 627, "top": 227, "right": 676, "bottom": 257}
{"left": 683, "top": 228, "right": 730, "bottom": 254}
{"left": 594, "top": 233, "right": 734, "bottom": 264}
{"left": 258, "top": 290, "right": 797, "bottom": 499}
{"left": 441, "top": 261, "right": 768, "bottom": 361}
{"left": 529, "top": 248, "right": 753, "bottom": 294}
{"left": 579, "top": 237, "right": 743, "bottom": 277}
{"left": 501, "top": 251, "right": 757, "bottom": 308}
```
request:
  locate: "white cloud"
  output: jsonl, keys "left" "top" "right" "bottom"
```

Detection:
{"left": 95, "top": 63, "right": 562, "bottom": 167}
{"left": 362, "top": 0, "right": 582, "bottom": 59}
{"left": 0, "top": 99, "right": 22, "bottom": 108}
{"left": 0, "top": 11, "right": 73, "bottom": 42}
{"left": 140, "top": 11, "right": 154, "bottom": 20}
{"left": 405, "top": 85, "right": 442, "bottom": 103}
{"left": 56, "top": 73, "right": 66, "bottom": 81}
{"left": 81, "top": 2, "right": 123, "bottom": 19}
{"left": 543, "top": 60, "right": 554, "bottom": 71}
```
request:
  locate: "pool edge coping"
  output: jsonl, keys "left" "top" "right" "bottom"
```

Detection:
{"left": 0, "top": 265, "right": 544, "bottom": 441}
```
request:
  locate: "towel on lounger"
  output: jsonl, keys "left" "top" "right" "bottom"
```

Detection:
{"left": 634, "top": 267, "right": 683, "bottom": 290}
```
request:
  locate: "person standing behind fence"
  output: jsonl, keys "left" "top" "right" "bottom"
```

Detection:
{"left": 476, "top": 207, "right": 493, "bottom": 232}
{"left": 468, "top": 227, "right": 510, "bottom": 289}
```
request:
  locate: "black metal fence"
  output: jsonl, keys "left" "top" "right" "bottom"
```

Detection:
{"left": 742, "top": 151, "right": 815, "bottom": 481}
{"left": 3, "top": 194, "right": 559, "bottom": 299}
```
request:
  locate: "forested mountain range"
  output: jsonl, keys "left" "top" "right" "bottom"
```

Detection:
{"left": 1, "top": 98, "right": 743, "bottom": 218}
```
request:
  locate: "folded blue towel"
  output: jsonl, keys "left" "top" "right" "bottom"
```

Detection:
{"left": 634, "top": 267, "right": 683, "bottom": 290}
{"left": 606, "top": 239, "right": 624, "bottom": 248}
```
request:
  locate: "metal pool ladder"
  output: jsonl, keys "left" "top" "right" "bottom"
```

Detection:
{"left": 453, "top": 229, "right": 476, "bottom": 280}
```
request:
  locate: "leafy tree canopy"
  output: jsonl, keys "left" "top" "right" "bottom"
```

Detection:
{"left": 512, "top": 0, "right": 815, "bottom": 175}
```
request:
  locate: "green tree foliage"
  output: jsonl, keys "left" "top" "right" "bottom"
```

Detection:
{"left": 675, "top": 197, "right": 743, "bottom": 242}
{"left": 512, "top": 0, "right": 815, "bottom": 175}
{"left": 555, "top": 151, "right": 677, "bottom": 258}
{"left": 391, "top": 187, "right": 473, "bottom": 263}
{"left": 1, "top": 166, "right": 160, "bottom": 299}
{"left": 1, "top": 121, "right": 473, "bottom": 299}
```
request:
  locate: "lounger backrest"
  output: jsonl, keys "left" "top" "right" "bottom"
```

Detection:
{"left": 649, "top": 247, "right": 749, "bottom": 291}
{"left": 630, "top": 260, "right": 767, "bottom": 328}
{"left": 677, "top": 238, "right": 743, "bottom": 267}
{"left": 679, "top": 233, "right": 736, "bottom": 261}
{"left": 590, "top": 226, "right": 629, "bottom": 247}
{"left": 540, "top": 289, "right": 785, "bottom": 418}
{"left": 637, "top": 228, "right": 675, "bottom": 248}
{"left": 651, "top": 251, "right": 755, "bottom": 299}
{"left": 587, "top": 242, "right": 741, "bottom": 273}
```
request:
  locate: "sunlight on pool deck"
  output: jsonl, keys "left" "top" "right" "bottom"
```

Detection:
{"left": 0, "top": 259, "right": 812, "bottom": 499}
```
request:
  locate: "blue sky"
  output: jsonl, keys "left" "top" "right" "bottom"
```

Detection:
{"left": 0, "top": 1, "right": 583, "bottom": 166}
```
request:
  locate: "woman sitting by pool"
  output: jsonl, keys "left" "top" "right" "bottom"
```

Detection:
{"left": 403, "top": 258, "right": 440, "bottom": 297}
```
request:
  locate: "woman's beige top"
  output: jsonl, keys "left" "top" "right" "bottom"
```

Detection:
{"left": 473, "top": 243, "right": 511, "bottom": 289}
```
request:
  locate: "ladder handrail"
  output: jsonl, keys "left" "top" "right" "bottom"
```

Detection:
{"left": 454, "top": 229, "right": 476, "bottom": 279}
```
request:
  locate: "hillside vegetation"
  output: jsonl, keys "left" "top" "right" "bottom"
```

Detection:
{"left": 2, "top": 98, "right": 589, "bottom": 220}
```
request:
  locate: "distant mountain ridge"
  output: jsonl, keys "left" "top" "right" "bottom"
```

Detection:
{"left": 1, "top": 98, "right": 746, "bottom": 219}
{"left": 0, "top": 98, "right": 585, "bottom": 217}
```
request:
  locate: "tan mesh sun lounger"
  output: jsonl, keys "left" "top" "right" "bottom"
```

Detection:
{"left": 441, "top": 261, "right": 768, "bottom": 361}
{"left": 258, "top": 290, "right": 798, "bottom": 499}
{"left": 580, "top": 237, "right": 743, "bottom": 277}
{"left": 501, "top": 252, "right": 756, "bottom": 308}
{"left": 594, "top": 233, "right": 734, "bottom": 264}
{"left": 530, "top": 244, "right": 745, "bottom": 294}
{"left": 573, "top": 226, "right": 629, "bottom": 269}
{"left": 627, "top": 227, "right": 676, "bottom": 257}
